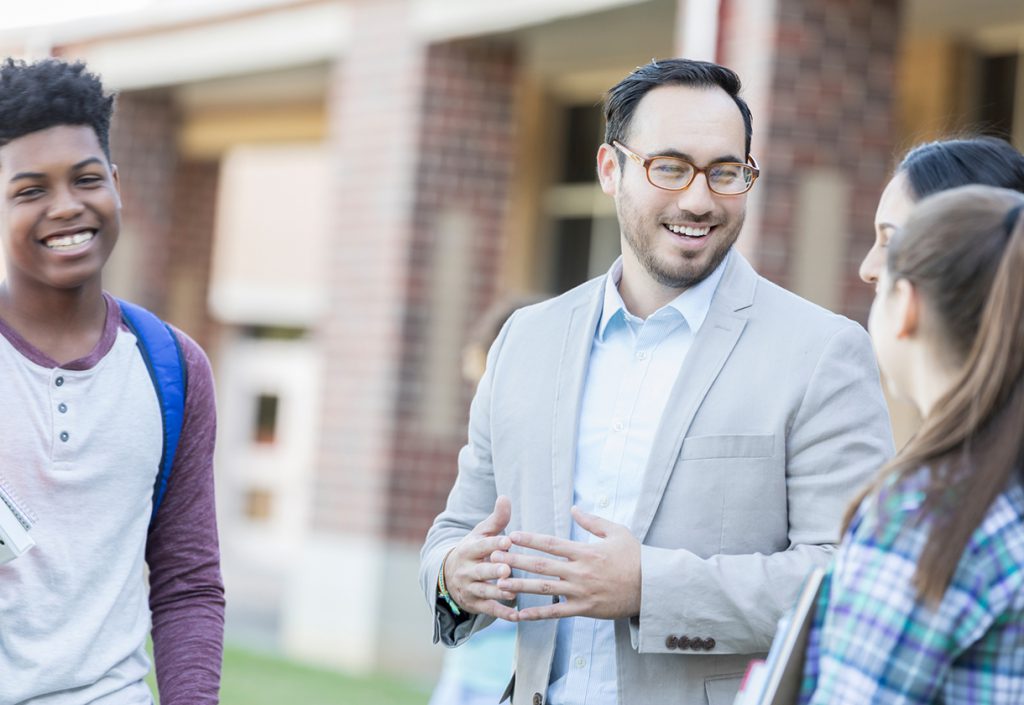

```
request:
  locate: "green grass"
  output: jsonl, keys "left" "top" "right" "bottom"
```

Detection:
{"left": 148, "top": 643, "right": 430, "bottom": 705}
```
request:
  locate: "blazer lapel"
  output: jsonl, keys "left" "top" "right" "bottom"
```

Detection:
{"left": 550, "top": 282, "right": 605, "bottom": 540}
{"left": 629, "top": 252, "right": 758, "bottom": 542}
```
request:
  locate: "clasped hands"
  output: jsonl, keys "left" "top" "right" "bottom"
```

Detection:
{"left": 442, "top": 495, "right": 641, "bottom": 622}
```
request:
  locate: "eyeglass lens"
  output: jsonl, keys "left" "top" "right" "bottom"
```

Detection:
{"left": 648, "top": 157, "right": 754, "bottom": 194}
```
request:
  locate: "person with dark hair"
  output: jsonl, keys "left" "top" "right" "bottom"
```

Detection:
{"left": 0, "top": 58, "right": 224, "bottom": 703}
{"left": 801, "top": 185, "right": 1024, "bottom": 703}
{"left": 861, "top": 136, "right": 1024, "bottom": 284}
{"left": 421, "top": 58, "right": 893, "bottom": 705}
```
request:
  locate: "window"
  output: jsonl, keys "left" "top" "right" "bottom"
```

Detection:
{"left": 978, "top": 53, "right": 1018, "bottom": 140}
{"left": 252, "top": 393, "right": 280, "bottom": 445}
{"left": 244, "top": 487, "right": 273, "bottom": 521}
{"left": 552, "top": 217, "right": 594, "bottom": 293}
{"left": 561, "top": 104, "right": 604, "bottom": 183}
{"left": 545, "top": 102, "right": 619, "bottom": 293}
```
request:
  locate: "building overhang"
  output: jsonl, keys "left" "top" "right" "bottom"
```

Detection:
{"left": 1, "top": 0, "right": 650, "bottom": 91}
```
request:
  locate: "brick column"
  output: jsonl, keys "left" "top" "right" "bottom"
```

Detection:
{"left": 718, "top": 0, "right": 899, "bottom": 323}
{"left": 287, "top": 3, "right": 519, "bottom": 674}
{"left": 284, "top": 0, "right": 436, "bottom": 673}
{"left": 108, "top": 90, "right": 179, "bottom": 315}
{"left": 167, "top": 159, "right": 220, "bottom": 351}
{"left": 386, "top": 40, "right": 519, "bottom": 545}
{"left": 311, "top": 0, "right": 427, "bottom": 539}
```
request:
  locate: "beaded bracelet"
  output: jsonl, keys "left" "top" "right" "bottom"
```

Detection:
{"left": 437, "top": 549, "right": 462, "bottom": 617}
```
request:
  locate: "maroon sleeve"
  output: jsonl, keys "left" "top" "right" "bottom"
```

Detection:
{"left": 145, "top": 327, "right": 225, "bottom": 704}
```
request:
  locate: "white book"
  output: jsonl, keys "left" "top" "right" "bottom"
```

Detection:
{"left": 0, "top": 475, "right": 35, "bottom": 564}
{"left": 733, "top": 660, "right": 768, "bottom": 705}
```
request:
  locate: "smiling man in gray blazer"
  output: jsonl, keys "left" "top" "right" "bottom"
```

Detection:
{"left": 420, "top": 58, "right": 894, "bottom": 705}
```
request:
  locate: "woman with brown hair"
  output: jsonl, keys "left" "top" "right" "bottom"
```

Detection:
{"left": 800, "top": 185, "right": 1024, "bottom": 703}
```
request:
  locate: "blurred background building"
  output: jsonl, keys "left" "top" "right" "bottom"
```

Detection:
{"left": 1, "top": 0, "right": 1021, "bottom": 683}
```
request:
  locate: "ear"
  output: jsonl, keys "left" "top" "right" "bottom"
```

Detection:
{"left": 893, "top": 278, "right": 919, "bottom": 339}
{"left": 596, "top": 143, "right": 620, "bottom": 197}
{"left": 110, "top": 163, "right": 123, "bottom": 206}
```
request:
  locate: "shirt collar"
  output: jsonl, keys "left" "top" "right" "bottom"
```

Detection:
{"left": 597, "top": 249, "right": 731, "bottom": 341}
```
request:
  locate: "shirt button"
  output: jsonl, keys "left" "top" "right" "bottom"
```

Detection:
{"left": 59, "top": 431, "right": 70, "bottom": 442}
{"left": 574, "top": 656, "right": 586, "bottom": 668}
{"left": 58, "top": 403, "right": 68, "bottom": 413}
{"left": 55, "top": 376, "right": 65, "bottom": 387}
{"left": 612, "top": 420, "right": 625, "bottom": 432}
{"left": 636, "top": 350, "right": 648, "bottom": 360}
{"left": 598, "top": 496, "right": 610, "bottom": 509}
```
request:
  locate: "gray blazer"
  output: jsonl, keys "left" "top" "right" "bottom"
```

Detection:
{"left": 421, "top": 252, "right": 894, "bottom": 705}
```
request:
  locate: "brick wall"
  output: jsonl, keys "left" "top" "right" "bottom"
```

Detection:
{"left": 167, "top": 159, "right": 220, "bottom": 351}
{"left": 110, "top": 93, "right": 218, "bottom": 351}
{"left": 110, "top": 90, "right": 179, "bottom": 315}
{"left": 386, "top": 40, "right": 519, "bottom": 544}
{"left": 311, "top": 1, "right": 519, "bottom": 542}
{"left": 731, "top": 0, "right": 899, "bottom": 323}
{"left": 312, "top": 0, "right": 427, "bottom": 537}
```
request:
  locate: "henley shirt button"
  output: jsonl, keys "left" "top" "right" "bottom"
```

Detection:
{"left": 58, "top": 403, "right": 68, "bottom": 413}
{"left": 55, "top": 376, "right": 65, "bottom": 387}
{"left": 59, "top": 431, "right": 69, "bottom": 442}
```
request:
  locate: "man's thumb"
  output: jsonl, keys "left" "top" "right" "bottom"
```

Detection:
{"left": 479, "top": 495, "right": 512, "bottom": 536}
{"left": 571, "top": 505, "right": 610, "bottom": 538}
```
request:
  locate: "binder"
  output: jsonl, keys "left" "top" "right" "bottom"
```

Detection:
{"left": 733, "top": 567, "right": 826, "bottom": 705}
{"left": 0, "top": 475, "right": 35, "bottom": 564}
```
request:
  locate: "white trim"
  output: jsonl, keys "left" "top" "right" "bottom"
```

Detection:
{"left": 54, "top": 3, "right": 351, "bottom": 91}
{"left": 410, "top": 0, "right": 648, "bottom": 42}
{"left": 677, "top": 0, "right": 721, "bottom": 62}
{"left": 0, "top": 0, "right": 306, "bottom": 42}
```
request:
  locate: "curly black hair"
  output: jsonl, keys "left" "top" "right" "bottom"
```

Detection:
{"left": 0, "top": 58, "right": 115, "bottom": 160}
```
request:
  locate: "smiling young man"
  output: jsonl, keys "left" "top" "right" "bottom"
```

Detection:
{"left": 421, "top": 59, "right": 895, "bottom": 705}
{"left": 0, "top": 58, "right": 224, "bottom": 704}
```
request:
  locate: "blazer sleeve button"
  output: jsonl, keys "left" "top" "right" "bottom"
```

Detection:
{"left": 665, "top": 635, "right": 678, "bottom": 649}
{"left": 704, "top": 637, "right": 716, "bottom": 650}
{"left": 678, "top": 636, "right": 691, "bottom": 650}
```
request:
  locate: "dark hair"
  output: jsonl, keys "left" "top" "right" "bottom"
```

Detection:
{"left": 0, "top": 58, "right": 115, "bottom": 161}
{"left": 604, "top": 58, "right": 753, "bottom": 160}
{"left": 845, "top": 184, "right": 1024, "bottom": 605}
{"left": 898, "top": 136, "right": 1024, "bottom": 200}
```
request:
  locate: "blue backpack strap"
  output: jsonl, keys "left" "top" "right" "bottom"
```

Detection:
{"left": 117, "top": 298, "right": 187, "bottom": 526}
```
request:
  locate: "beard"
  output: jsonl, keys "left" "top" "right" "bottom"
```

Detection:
{"left": 618, "top": 195, "right": 744, "bottom": 291}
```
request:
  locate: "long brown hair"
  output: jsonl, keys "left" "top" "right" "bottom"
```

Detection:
{"left": 844, "top": 185, "right": 1024, "bottom": 605}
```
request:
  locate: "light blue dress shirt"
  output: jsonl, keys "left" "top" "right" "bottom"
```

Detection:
{"left": 547, "top": 253, "right": 728, "bottom": 705}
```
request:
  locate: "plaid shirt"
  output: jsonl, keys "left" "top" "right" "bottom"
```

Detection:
{"left": 800, "top": 469, "right": 1024, "bottom": 704}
